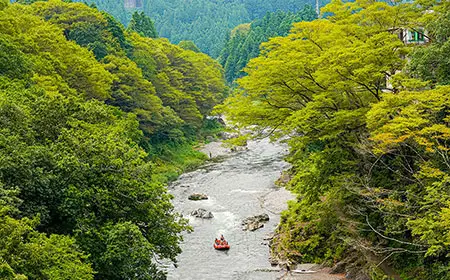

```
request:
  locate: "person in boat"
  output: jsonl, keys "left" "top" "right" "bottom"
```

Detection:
{"left": 220, "top": 234, "right": 225, "bottom": 241}
{"left": 215, "top": 238, "right": 220, "bottom": 245}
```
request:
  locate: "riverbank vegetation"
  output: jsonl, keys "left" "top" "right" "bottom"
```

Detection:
{"left": 219, "top": 0, "right": 450, "bottom": 278}
{"left": 0, "top": 0, "right": 226, "bottom": 278}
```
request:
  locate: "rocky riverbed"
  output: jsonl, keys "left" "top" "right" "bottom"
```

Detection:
{"left": 166, "top": 138, "right": 343, "bottom": 280}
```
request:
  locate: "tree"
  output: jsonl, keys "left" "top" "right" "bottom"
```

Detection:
{"left": 178, "top": 40, "right": 201, "bottom": 53}
{"left": 0, "top": 0, "right": 8, "bottom": 10}
{"left": 409, "top": 1, "right": 450, "bottom": 85}
{"left": 0, "top": 1, "right": 228, "bottom": 278}
{"left": 366, "top": 85, "right": 450, "bottom": 278}
{"left": 77, "top": 0, "right": 323, "bottom": 56}
{"left": 0, "top": 36, "right": 31, "bottom": 80}
{"left": 1, "top": 2, "right": 114, "bottom": 99}
{"left": 219, "top": 7, "right": 317, "bottom": 83}
{"left": 218, "top": 0, "right": 440, "bottom": 277}
{"left": 128, "top": 11, "right": 158, "bottom": 38}
{"left": 0, "top": 184, "right": 94, "bottom": 280}
{"left": 129, "top": 34, "right": 227, "bottom": 136}
{"left": 0, "top": 78, "right": 189, "bottom": 279}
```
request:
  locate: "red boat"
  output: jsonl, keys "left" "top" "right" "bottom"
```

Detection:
{"left": 214, "top": 243, "right": 230, "bottom": 250}
{"left": 214, "top": 235, "right": 230, "bottom": 250}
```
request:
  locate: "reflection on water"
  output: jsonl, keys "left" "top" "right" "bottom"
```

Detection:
{"left": 166, "top": 139, "right": 293, "bottom": 280}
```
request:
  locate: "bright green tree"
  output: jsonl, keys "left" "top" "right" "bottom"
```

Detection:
{"left": 218, "top": 0, "right": 438, "bottom": 277}
{"left": 178, "top": 40, "right": 201, "bottom": 53}
{"left": 0, "top": 1, "right": 227, "bottom": 278}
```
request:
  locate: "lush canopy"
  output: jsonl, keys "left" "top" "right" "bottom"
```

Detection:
{"left": 219, "top": 0, "right": 450, "bottom": 278}
{"left": 0, "top": 0, "right": 227, "bottom": 278}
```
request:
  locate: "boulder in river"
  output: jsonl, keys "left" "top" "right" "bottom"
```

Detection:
{"left": 190, "top": 208, "right": 214, "bottom": 219}
{"left": 246, "top": 221, "right": 264, "bottom": 231}
{"left": 188, "top": 193, "right": 208, "bottom": 200}
{"left": 242, "top": 213, "right": 270, "bottom": 231}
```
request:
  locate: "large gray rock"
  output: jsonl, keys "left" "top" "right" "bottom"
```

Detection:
{"left": 246, "top": 221, "right": 264, "bottom": 231}
{"left": 242, "top": 214, "right": 270, "bottom": 231}
{"left": 188, "top": 193, "right": 208, "bottom": 201}
{"left": 242, "top": 213, "right": 269, "bottom": 224}
{"left": 276, "top": 172, "right": 291, "bottom": 186}
{"left": 191, "top": 208, "right": 213, "bottom": 219}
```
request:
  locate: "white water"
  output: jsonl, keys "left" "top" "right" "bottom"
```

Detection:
{"left": 166, "top": 139, "right": 293, "bottom": 279}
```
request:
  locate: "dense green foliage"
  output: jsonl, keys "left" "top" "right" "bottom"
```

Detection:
{"left": 0, "top": 187, "right": 94, "bottom": 280}
{"left": 79, "top": 0, "right": 328, "bottom": 56}
{"left": 128, "top": 11, "right": 158, "bottom": 38}
{"left": 409, "top": 1, "right": 450, "bottom": 85}
{"left": 0, "top": 0, "right": 227, "bottom": 278}
{"left": 7, "top": 0, "right": 450, "bottom": 279}
{"left": 219, "top": 7, "right": 317, "bottom": 83}
{"left": 178, "top": 40, "right": 201, "bottom": 53}
{"left": 219, "top": 0, "right": 450, "bottom": 278}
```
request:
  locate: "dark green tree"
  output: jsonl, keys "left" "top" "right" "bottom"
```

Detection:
{"left": 409, "top": 1, "right": 450, "bottom": 85}
{"left": 128, "top": 11, "right": 158, "bottom": 38}
{"left": 75, "top": 0, "right": 326, "bottom": 56}
{"left": 219, "top": 7, "right": 317, "bottom": 83}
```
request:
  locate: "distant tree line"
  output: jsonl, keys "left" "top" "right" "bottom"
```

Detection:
{"left": 219, "top": 6, "right": 317, "bottom": 83}
{"left": 76, "top": 0, "right": 328, "bottom": 56}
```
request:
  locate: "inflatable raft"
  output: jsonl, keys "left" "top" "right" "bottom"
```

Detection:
{"left": 213, "top": 243, "right": 230, "bottom": 250}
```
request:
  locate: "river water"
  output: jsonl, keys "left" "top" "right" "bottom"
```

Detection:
{"left": 166, "top": 138, "right": 294, "bottom": 280}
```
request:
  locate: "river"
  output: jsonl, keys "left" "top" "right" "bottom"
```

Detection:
{"left": 166, "top": 138, "right": 342, "bottom": 280}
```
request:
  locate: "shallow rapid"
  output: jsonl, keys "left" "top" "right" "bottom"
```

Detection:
{"left": 166, "top": 139, "right": 294, "bottom": 280}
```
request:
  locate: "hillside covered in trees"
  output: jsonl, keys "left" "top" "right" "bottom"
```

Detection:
{"left": 79, "top": 0, "right": 329, "bottom": 56}
{"left": 4, "top": 0, "right": 450, "bottom": 279}
{"left": 219, "top": 0, "right": 450, "bottom": 278}
{"left": 0, "top": 0, "right": 227, "bottom": 278}
{"left": 219, "top": 7, "right": 317, "bottom": 83}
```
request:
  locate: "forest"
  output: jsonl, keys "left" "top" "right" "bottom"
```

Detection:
{"left": 3, "top": 0, "right": 450, "bottom": 279}
{"left": 77, "top": 0, "right": 328, "bottom": 56}
{"left": 218, "top": 6, "right": 317, "bottom": 83}
{"left": 218, "top": 0, "right": 450, "bottom": 278}
{"left": 0, "top": 0, "right": 227, "bottom": 278}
